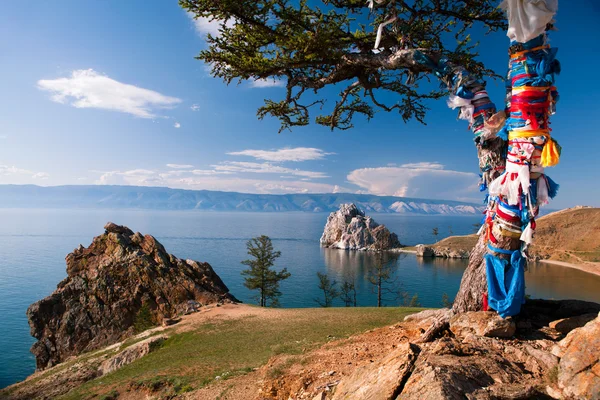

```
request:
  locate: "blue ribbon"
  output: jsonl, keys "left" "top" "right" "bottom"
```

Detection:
{"left": 485, "top": 244, "right": 526, "bottom": 318}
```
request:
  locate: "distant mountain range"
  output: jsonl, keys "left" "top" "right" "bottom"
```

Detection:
{"left": 0, "top": 185, "right": 485, "bottom": 215}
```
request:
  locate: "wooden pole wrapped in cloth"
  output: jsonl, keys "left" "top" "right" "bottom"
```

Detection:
{"left": 404, "top": 0, "right": 561, "bottom": 318}
{"left": 485, "top": 1, "right": 561, "bottom": 317}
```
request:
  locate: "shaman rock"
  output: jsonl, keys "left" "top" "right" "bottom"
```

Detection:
{"left": 320, "top": 203, "right": 401, "bottom": 250}
{"left": 27, "top": 222, "right": 236, "bottom": 370}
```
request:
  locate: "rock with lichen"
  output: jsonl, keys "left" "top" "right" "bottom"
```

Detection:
{"left": 27, "top": 222, "right": 236, "bottom": 370}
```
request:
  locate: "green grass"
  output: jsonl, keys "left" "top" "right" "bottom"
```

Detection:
{"left": 59, "top": 306, "right": 421, "bottom": 399}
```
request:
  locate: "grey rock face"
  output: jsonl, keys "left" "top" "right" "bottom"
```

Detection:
{"left": 27, "top": 222, "right": 237, "bottom": 370}
{"left": 415, "top": 245, "right": 470, "bottom": 259}
{"left": 416, "top": 245, "right": 435, "bottom": 257}
{"left": 98, "top": 335, "right": 167, "bottom": 375}
{"left": 320, "top": 204, "right": 401, "bottom": 250}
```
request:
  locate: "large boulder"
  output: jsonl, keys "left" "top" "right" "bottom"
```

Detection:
{"left": 27, "top": 222, "right": 237, "bottom": 370}
{"left": 552, "top": 312, "right": 600, "bottom": 399}
{"left": 449, "top": 311, "right": 516, "bottom": 338}
{"left": 331, "top": 343, "right": 419, "bottom": 400}
{"left": 320, "top": 204, "right": 401, "bottom": 250}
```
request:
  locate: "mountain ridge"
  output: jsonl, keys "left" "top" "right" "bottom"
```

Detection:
{"left": 0, "top": 184, "right": 485, "bottom": 215}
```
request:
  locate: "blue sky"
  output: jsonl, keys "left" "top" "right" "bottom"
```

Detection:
{"left": 0, "top": 0, "right": 598, "bottom": 208}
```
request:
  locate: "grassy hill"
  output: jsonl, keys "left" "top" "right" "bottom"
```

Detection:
{"left": 530, "top": 206, "right": 600, "bottom": 262}
{"left": 1, "top": 305, "right": 421, "bottom": 400}
{"left": 418, "top": 206, "right": 600, "bottom": 264}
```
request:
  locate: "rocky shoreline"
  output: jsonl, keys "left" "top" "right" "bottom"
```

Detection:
{"left": 415, "top": 244, "right": 470, "bottom": 259}
{"left": 27, "top": 222, "right": 236, "bottom": 370}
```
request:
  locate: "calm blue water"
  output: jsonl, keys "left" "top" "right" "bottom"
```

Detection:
{"left": 1, "top": 209, "right": 599, "bottom": 388}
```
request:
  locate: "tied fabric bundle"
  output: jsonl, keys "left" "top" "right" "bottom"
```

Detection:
{"left": 413, "top": 53, "right": 507, "bottom": 191}
{"left": 489, "top": 33, "right": 561, "bottom": 209}
{"left": 369, "top": 1, "right": 561, "bottom": 319}
{"left": 484, "top": 0, "right": 561, "bottom": 318}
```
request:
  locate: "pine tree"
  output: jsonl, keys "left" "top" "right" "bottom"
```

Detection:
{"left": 241, "top": 235, "right": 291, "bottom": 307}
{"left": 315, "top": 272, "right": 339, "bottom": 307}
{"left": 340, "top": 274, "right": 357, "bottom": 307}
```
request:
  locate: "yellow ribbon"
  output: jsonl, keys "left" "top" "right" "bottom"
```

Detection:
{"left": 508, "top": 130, "right": 550, "bottom": 140}
{"left": 541, "top": 138, "right": 561, "bottom": 167}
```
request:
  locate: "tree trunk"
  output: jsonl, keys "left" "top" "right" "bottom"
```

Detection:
{"left": 451, "top": 232, "right": 488, "bottom": 313}
{"left": 452, "top": 136, "right": 518, "bottom": 313}
{"left": 452, "top": 219, "right": 521, "bottom": 313}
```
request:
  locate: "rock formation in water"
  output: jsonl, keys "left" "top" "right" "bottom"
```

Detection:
{"left": 26, "top": 222, "right": 236, "bottom": 370}
{"left": 320, "top": 203, "right": 401, "bottom": 250}
{"left": 415, "top": 244, "right": 470, "bottom": 259}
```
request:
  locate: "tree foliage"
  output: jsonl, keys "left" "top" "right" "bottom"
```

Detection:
{"left": 340, "top": 273, "right": 357, "bottom": 307}
{"left": 181, "top": 0, "right": 506, "bottom": 131}
{"left": 315, "top": 272, "right": 340, "bottom": 307}
{"left": 241, "top": 235, "right": 291, "bottom": 307}
{"left": 368, "top": 230, "right": 406, "bottom": 307}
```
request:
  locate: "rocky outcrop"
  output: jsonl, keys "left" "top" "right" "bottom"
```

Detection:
{"left": 415, "top": 244, "right": 470, "bottom": 259}
{"left": 260, "top": 299, "right": 600, "bottom": 400}
{"left": 98, "top": 334, "right": 167, "bottom": 375}
{"left": 551, "top": 312, "right": 600, "bottom": 399}
{"left": 449, "top": 311, "right": 516, "bottom": 338}
{"left": 27, "top": 222, "right": 236, "bottom": 370}
{"left": 320, "top": 204, "right": 401, "bottom": 250}
{"left": 331, "top": 342, "right": 419, "bottom": 400}
{"left": 3, "top": 331, "right": 169, "bottom": 400}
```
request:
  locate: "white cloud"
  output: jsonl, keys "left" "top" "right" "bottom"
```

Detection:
{"left": 96, "top": 169, "right": 158, "bottom": 185}
{"left": 37, "top": 69, "right": 182, "bottom": 118}
{"left": 249, "top": 78, "right": 285, "bottom": 88}
{"left": 190, "top": 104, "right": 200, "bottom": 111}
{"left": 191, "top": 169, "right": 232, "bottom": 175}
{"left": 0, "top": 164, "right": 48, "bottom": 180}
{"left": 94, "top": 167, "right": 346, "bottom": 194}
{"left": 174, "top": 122, "right": 181, "bottom": 128}
{"left": 0, "top": 165, "right": 31, "bottom": 176}
{"left": 347, "top": 163, "right": 480, "bottom": 201}
{"left": 188, "top": 13, "right": 234, "bottom": 38}
{"left": 213, "top": 161, "right": 328, "bottom": 179}
{"left": 166, "top": 164, "right": 194, "bottom": 169}
{"left": 32, "top": 172, "right": 50, "bottom": 179}
{"left": 399, "top": 162, "right": 445, "bottom": 170}
{"left": 227, "top": 147, "right": 334, "bottom": 162}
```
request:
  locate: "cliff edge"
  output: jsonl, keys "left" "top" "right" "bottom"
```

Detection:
{"left": 26, "top": 222, "right": 236, "bottom": 370}
{"left": 320, "top": 203, "right": 401, "bottom": 250}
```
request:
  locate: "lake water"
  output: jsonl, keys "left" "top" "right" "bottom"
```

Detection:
{"left": 1, "top": 209, "right": 600, "bottom": 388}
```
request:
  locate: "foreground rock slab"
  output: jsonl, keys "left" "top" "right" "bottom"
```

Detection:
{"left": 331, "top": 343, "right": 419, "bottom": 400}
{"left": 320, "top": 203, "right": 401, "bottom": 250}
{"left": 450, "top": 311, "right": 516, "bottom": 338}
{"left": 27, "top": 222, "right": 236, "bottom": 370}
{"left": 259, "top": 300, "right": 600, "bottom": 400}
{"left": 553, "top": 312, "right": 600, "bottom": 399}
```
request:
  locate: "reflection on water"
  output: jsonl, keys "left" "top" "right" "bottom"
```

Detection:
{"left": 525, "top": 262, "right": 600, "bottom": 303}
{"left": 322, "top": 249, "right": 600, "bottom": 307}
{"left": 322, "top": 249, "right": 467, "bottom": 307}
